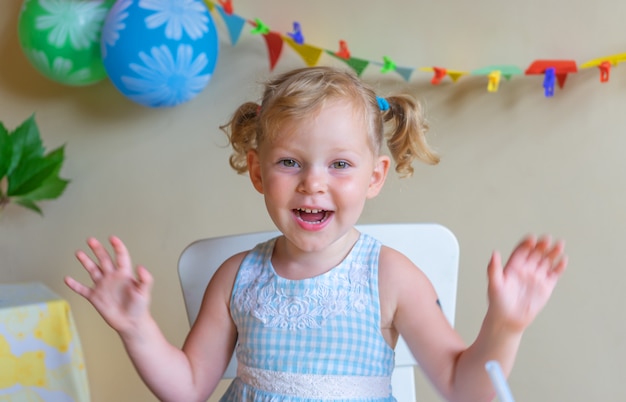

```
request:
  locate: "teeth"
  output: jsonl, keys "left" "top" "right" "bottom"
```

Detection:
{"left": 298, "top": 208, "right": 323, "bottom": 213}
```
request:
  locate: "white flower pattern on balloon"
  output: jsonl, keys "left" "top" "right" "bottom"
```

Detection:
{"left": 121, "top": 44, "right": 210, "bottom": 107}
{"left": 25, "top": 49, "right": 92, "bottom": 85}
{"left": 101, "top": 0, "right": 132, "bottom": 57}
{"left": 36, "top": 0, "right": 109, "bottom": 50}
{"left": 140, "top": 0, "right": 209, "bottom": 40}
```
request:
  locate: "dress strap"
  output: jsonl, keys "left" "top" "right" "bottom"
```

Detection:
{"left": 237, "top": 363, "right": 392, "bottom": 399}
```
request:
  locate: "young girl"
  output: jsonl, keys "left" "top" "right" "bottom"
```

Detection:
{"left": 65, "top": 66, "right": 567, "bottom": 402}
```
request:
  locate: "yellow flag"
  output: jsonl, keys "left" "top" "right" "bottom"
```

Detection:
{"left": 283, "top": 37, "right": 324, "bottom": 67}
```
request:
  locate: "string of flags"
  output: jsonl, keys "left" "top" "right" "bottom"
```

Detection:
{"left": 207, "top": 0, "right": 626, "bottom": 98}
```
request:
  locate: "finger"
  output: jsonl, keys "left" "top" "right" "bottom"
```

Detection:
{"left": 549, "top": 254, "right": 568, "bottom": 279}
{"left": 136, "top": 265, "right": 154, "bottom": 294}
{"left": 521, "top": 234, "right": 538, "bottom": 249}
{"left": 544, "top": 239, "right": 566, "bottom": 263}
{"left": 487, "top": 251, "right": 503, "bottom": 288}
{"left": 87, "top": 237, "right": 116, "bottom": 272}
{"left": 76, "top": 249, "right": 103, "bottom": 281}
{"left": 506, "top": 235, "right": 536, "bottom": 269}
{"left": 534, "top": 235, "right": 553, "bottom": 254}
{"left": 528, "top": 235, "right": 553, "bottom": 271}
{"left": 535, "top": 238, "right": 565, "bottom": 274}
{"left": 109, "top": 235, "right": 132, "bottom": 273}
{"left": 64, "top": 276, "right": 93, "bottom": 300}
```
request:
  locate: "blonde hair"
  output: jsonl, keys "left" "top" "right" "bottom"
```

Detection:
{"left": 221, "top": 66, "right": 439, "bottom": 177}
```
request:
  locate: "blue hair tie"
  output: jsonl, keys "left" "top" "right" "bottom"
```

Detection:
{"left": 376, "top": 96, "right": 389, "bottom": 111}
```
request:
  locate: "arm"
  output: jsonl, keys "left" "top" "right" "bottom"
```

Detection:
{"left": 451, "top": 235, "right": 567, "bottom": 400}
{"left": 64, "top": 236, "right": 241, "bottom": 402}
{"left": 383, "top": 235, "right": 567, "bottom": 402}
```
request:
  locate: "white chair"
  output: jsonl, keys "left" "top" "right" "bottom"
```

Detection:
{"left": 178, "top": 223, "right": 459, "bottom": 401}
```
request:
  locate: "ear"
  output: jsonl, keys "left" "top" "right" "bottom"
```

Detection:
{"left": 247, "top": 150, "right": 264, "bottom": 194}
{"left": 366, "top": 155, "right": 390, "bottom": 199}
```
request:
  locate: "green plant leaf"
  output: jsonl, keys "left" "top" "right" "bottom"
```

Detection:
{"left": 8, "top": 114, "right": 44, "bottom": 177}
{"left": 1, "top": 115, "right": 69, "bottom": 216}
{"left": 17, "top": 162, "right": 70, "bottom": 202}
{"left": 7, "top": 146, "right": 65, "bottom": 197}
{"left": 0, "top": 122, "right": 11, "bottom": 180}
{"left": 15, "top": 198, "right": 43, "bottom": 215}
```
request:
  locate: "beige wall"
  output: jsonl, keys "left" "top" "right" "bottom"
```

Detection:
{"left": 2, "top": 1, "right": 625, "bottom": 401}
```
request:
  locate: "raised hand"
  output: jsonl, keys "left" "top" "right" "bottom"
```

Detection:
{"left": 64, "top": 236, "right": 153, "bottom": 336}
{"left": 487, "top": 235, "right": 568, "bottom": 333}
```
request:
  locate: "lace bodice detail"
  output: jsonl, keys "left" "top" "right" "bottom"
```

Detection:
{"left": 233, "top": 249, "right": 370, "bottom": 331}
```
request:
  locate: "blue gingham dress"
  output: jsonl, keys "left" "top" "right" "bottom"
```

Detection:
{"left": 220, "top": 233, "right": 396, "bottom": 402}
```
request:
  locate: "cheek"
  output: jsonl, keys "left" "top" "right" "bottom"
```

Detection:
{"left": 262, "top": 171, "right": 294, "bottom": 194}
{"left": 332, "top": 175, "right": 371, "bottom": 198}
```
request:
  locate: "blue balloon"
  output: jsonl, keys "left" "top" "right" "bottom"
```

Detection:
{"left": 101, "top": 0, "right": 219, "bottom": 107}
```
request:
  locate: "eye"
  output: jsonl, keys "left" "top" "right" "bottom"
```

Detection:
{"left": 331, "top": 160, "right": 350, "bottom": 169}
{"left": 279, "top": 159, "right": 300, "bottom": 168}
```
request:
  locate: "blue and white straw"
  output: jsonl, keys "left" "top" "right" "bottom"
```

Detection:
{"left": 485, "top": 360, "right": 516, "bottom": 402}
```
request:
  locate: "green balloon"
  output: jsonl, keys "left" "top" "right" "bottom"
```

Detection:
{"left": 18, "top": 0, "right": 115, "bottom": 86}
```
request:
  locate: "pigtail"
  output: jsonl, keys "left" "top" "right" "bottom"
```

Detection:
{"left": 220, "top": 102, "right": 260, "bottom": 174}
{"left": 382, "top": 94, "right": 440, "bottom": 177}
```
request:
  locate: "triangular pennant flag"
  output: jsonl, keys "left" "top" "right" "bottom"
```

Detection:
{"left": 472, "top": 65, "right": 523, "bottom": 80}
{"left": 580, "top": 53, "right": 626, "bottom": 83}
{"left": 394, "top": 66, "right": 414, "bottom": 81}
{"left": 555, "top": 73, "right": 568, "bottom": 89}
{"left": 262, "top": 31, "right": 285, "bottom": 70}
{"left": 525, "top": 60, "right": 577, "bottom": 89}
{"left": 580, "top": 53, "right": 626, "bottom": 69}
{"left": 326, "top": 51, "right": 370, "bottom": 76}
{"left": 283, "top": 37, "right": 323, "bottom": 67}
{"left": 420, "top": 67, "right": 468, "bottom": 84}
{"left": 447, "top": 71, "right": 467, "bottom": 82}
{"left": 215, "top": 5, "right": 247, "bottom": 45}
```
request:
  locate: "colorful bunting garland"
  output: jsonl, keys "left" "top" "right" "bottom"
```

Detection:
{"left": 205, "top": 0, "right": 626, "bottom": 97}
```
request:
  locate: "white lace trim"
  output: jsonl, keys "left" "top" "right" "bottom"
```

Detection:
{"left": 234, "top": 257, "right": 371, "bottom": 331}
{"left": 237, "top": 364, "right": 391, "bottom": 399}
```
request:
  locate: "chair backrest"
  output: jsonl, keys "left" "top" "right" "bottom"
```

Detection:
{"left": 178, "top": 223, "right": 459, "bottom": 402}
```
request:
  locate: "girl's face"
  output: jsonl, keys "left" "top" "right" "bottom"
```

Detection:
{"left": 247, "top": 100, "right": 390, "bottom": 256}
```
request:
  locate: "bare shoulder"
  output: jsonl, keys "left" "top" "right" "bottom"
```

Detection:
{"left": 378, "top": 246, "right": 439, "bottom": 330}
{"left": 210, "top": 250, "right": 248, "bottom": 287}
{"left": 378, "top": 245, "right": 433, "bottom": 290}
{"left": 190, "top": 251, "right": 247, "bottom": 328}
{"left": 201, "top": 250, "right": 251, "bottom": 307}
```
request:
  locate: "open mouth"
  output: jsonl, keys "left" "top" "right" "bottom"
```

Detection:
{"left": 294, "top": 208, "right": 332, "bottom": 224}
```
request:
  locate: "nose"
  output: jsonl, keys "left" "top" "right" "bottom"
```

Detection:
{"left": 297, "top": 166, "right": 327, "bottom": 194}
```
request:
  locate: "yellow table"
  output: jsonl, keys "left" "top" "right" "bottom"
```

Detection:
{"left": 0, "top": 282, "right": 90, "bottom": 401}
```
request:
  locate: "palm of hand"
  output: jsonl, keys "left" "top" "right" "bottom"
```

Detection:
{"left": 65, "top": 236, "right": 153, "bottom": 335}
{"left": 87, "top": 267, "right": 150, "bottom": 331}
{"left": 488, "top": 235, "right": 567, "bottom": 332}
